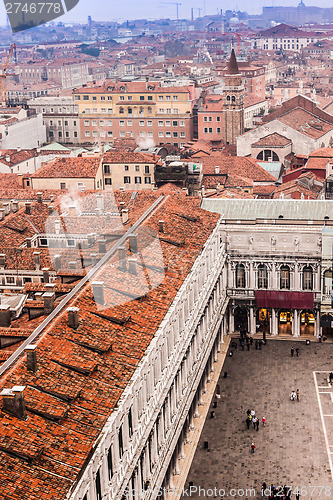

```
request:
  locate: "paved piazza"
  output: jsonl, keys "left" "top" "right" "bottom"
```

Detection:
{"left": 182, "top": 340, "right": 333, "bottom": 499}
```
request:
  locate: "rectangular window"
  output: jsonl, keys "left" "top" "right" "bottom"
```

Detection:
{"left": 135, "top": 165, "right": 140, "bottom": 172}
{"left": 104, "top": 164, "right": 110, "bottom": 174}
{"left": 217, "top": 128, "right": 221, "bottom": 133}
{"left": 120, "top": 120, "right": 125, "bottom": 126}
{"left": 93, "top": 131, "right": 98, "bottom": 137}
{"left": 127, "top": 120, "right": 133, "bottom": 126}
{"left": 166, "top": 109, "right": 172, "bottom": 114}
{"left": 148, "top": 96, "right": 153, "bottom": 101}
{"left": 158, "top": 132, "right": 164, "bottom": 137}
{"left": 135, "top": 176, "right": 142, "bottom": 184}
{"left": 159, "top": 108, "right": 164, "bottom": 114}
{"left": 180, "top": 132, "right": 185, "bottom": 137}
{"left": 173, "top": 132, "right": 178, "bottom": 138}
{"left": 101, "top": 96, "right": 106, "bottom": 100}
{"left": 127, "top": 96, "right": 133, "bottom": 101}
{"left": 100, "top": 120, "right": 105, "bottom": 126}
{"left": 84, "top": 120, "right": 89, "bottom": 126}
{"left": 120, "top": 96, "right": 125, "bottom": 101}
{"left": 105, "top": 178, "right": 112, "bottom": 185}
{"left": 60, "top": 182, "right": 66, "bottom": 190}
{"left": 107, "top": 131, "right": 113, "bottom": 137}
{"left": 158, "top": 96, "right": 164, "bottom": 101}
{"left": 85, "top": 108, "right": 90, "bottom": 114}
{"left": 145, "top": 165, "right": 150, "bottom": 174}
{"left": 125, "top": 165, "right": 129, "bottom": 171}
{"left": 147, "top": 121, "right": 153, "bottom": 126}
{"left": 119, "top": 131, "right": 125, "bottom": 137}
{"left": 166, "top": 96, "right": 171, "bottom": 101}
{"left": 95, "top": 468, "right": 102, "bottom": 500}
{"left": 204, "top": 127, "right": 208, "bottom": 133}
{"left": 128, "top": 408, "right": 133, "bottom": 437}
{"left": 165, "top": 131, "right": 171, "bottom": 137}
{"left": 101, "top": 108, "right": 106, "bottom": 113}
{"left": 108, "top": 109, "right": 113, "bottom": 114}
{"left": 209, "top": 128, "right": 212, "bottom": 133}
{"left": 158, "top": 121, "right": 163, "bottom": 126}
{"left": 83, "top": 95, "right": 89, "bottom": 100}
{"left": 180, "top": 120, "right": 185, "bottom": 126}
{"left": 5, "top": 276, "right": 15, "bottom": 285}
{"left": 165, "top": 121, "right": 171, "bottom": 126}
{"left": 139, "top": 121, "right": 144, "bottom": 126}
{"left": 92, "top": 108, "right": 98, "bottom": 113}
{"left": 145, "top": 177, "right": 151, "bottom": 184}
{"left": 172, "top": 121, "right": 178, "bottom": 126}
{"left": 124, "top": 176, "right": 131, "bottom": 184}
{"left": 140, "top": 96, "right": 145, "bottom": 101}
{"left": 173, "top": 95, "right": 178, "bottom": 101}
{"left": 108, "top": 96, "right": 112, "bottom": 101}
{"left": 107, "top": 446, "right": 113, "bottom": 480}
{"left": 148, "top": 131, "right": 153, "bottom": 137}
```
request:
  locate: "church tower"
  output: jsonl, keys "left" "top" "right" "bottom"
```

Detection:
{"left": 223, "top": 49, "right": 244, "bottom": 145}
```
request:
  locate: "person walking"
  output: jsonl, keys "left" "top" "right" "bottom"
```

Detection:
{"left": 246, "top": 340, "right": 250, "bottom": 351}
{"left": 296, "top": 493, "right": 300, "bottom": 500}
{"left": 252, "top": 416, "right": 258, "bottom": 430}
{"left": 255, "top": 418, "right": 259, "bottom": 431}
{"left": 291, "top": 347, "right": 294, "bottom": 357}
{"left": 259, "top": 339, "right": 262, "bottom": 350}
{"left": 262, "top": 416, "right": 266, "bottom": 426}
{"left": 329, "top": 372, "right": 333, "bottom": 384}
{"left": 296, "top": 347, "right": 300, "bottom": 357}
{"left": 250, "top": 409, "right": 255, "bottom": 418}
{"left": 255, "top": 340, "right": 259, "bottom": 350}
{"left": 291, "top": 390, "right": 296, "bottom": 401}
{"left": 296, "top": 388, "right": 300, "bottom": 401}
{"left": 246, "top": 417, "right": 251, "bottom": 429}
{"left": 251, "top": 442, "right": 255, "bottom": 453}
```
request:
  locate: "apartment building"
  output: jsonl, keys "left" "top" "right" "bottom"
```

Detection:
{"left": 73, "top": 81, "right": 199, "bottom": 148}
{"left": 17, "top": 60, "right": 89, "bottom": 89}
{"left": 252, "top": 23, "right": 326, "bottom": 52}
{"left": 28, "top": 96, "right": 80, "bottom": 144}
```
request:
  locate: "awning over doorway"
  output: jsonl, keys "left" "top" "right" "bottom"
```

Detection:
{"left": 255, "top": 290, "right": 314, "bottom": 310}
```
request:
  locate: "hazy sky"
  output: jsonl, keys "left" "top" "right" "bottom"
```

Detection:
{"left": 1, "top": 0, "right": 333, "bottom": 25}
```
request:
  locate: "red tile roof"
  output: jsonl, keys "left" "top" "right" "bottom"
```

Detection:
{"left": 32, "top": 158, "right": 102, "bottom": 179}
{"left": 252, "top": 132, "right": 291, "bottom": 148}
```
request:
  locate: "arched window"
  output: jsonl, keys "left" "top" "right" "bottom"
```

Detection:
{"left": 226, "top": 95, "right": 231, "bottom": 101}
{"left": 119, "top": 107, "right": 124, "bottom": 114}
{"left": 127, "top": 107, "right": 132, "bottom": 114}
{"left": 280, "top": 265, "right": 290, "bottom": 289}
{"left": 302, "top": 266, "right": 313, "bottom": 290}
{"left": 258, "top": 264, "right": 268, "bottom": 289}
{"left": 231, "top": 95, "right": 236, "bottom": 102}
{"left": 323, "top": 269, "right": 332, "bottom": 295}
{"left": 148, "top": 107, "right": 152, "bottom": 114}
{"left": 256, "top": 149, "right": 279, "bottom": 162}
{"left": 236, "top": 264, "right": 246, "bottom": 288}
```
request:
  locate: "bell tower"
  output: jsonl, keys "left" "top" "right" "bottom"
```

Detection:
{"left": 223, "top": 49, "right": 244, "bottom": 145}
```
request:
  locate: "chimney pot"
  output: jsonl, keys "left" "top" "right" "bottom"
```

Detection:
{"left": 48, "top": 205, "right": 54, "bottom": 215}
{"left": 67, "top": 307, "right": 79, "bottom": 329}
{"left": 3, "top": 203, "right": 10, "bottom": 216}
{"left": 0, "top": 305, "right": 11, "bottom": 327}
{"left": 122, "top": 209, "right": 129, "bottom": 224}
{"left": 42, "top": 292, "right": 55, "bottom": 314}
{"left": 96, "top": 193, "right": 104, "bottom": 211}
{"left": 159, "top": 220, "right": 165, "bottom": 233}
{"left": 25, "top": 345, "right": 38, "bottom": 372}
{"left": 91, "top": 281, "right": 105, "bottom": 305}
{"left": 53, "top": 254, "right": 61, "bottom": 271}
{"left": 54, "top": 220, "right": 61, "bottom": 234}
{"left": 25, "top": 202, "right": 31, "bottom": 214}
{"left": 98, "top": 239, "right": 107, "bottom": 254}
{"left": 1, "top": 386, "right": 27, "bottom": 420}
{"left": 118, "top": 246, "right": 126, "bottom": 271}
{"left": 129, "top": 233, "right": 138, "bottom": 253}
{"left": 128, "top": 258, "right": 137, "bottom": 275}
{"left": 11, "top": 200, "right": 18, "bottom": 213}
{"left": 215, "top": 166, "right": 220, "bottom": 174}
{"left": 42, "top": 267, "right": 50, "bottom": 283}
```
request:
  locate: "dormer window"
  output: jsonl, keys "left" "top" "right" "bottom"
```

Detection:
{"left": 226, "top": 95, "right": 231, "bottom": 101}
{"left": 232, "top": 95, "right": 236, "bottom": 102}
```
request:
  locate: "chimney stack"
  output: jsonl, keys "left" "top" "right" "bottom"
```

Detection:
{"left": 118, "top": 246, "right": 126, "bottom": 271}
{"left": 3, "top": 203, "right": 10, "bottom": 216}
{"left": 54, "top": 254, "right": 61, "bottom": 271}
{"left": 37, "top": 192, "right": 43, "bottom": 204}
{"left": 25, "top": 238, "right": 32, "bottom": 248}
{"left": 54, "top": 220, "right": 61, "bottom": 234}
{"left": 33, "top": 252, "right": 41, "bottom": 271}
{"left": 215, "top": 166, "right": 220, "bottom": 174}
{"left": 42, "top": 292, "right": 55, "bottom": 314}
{"left": 159, "top": 220, "right": 165, "bottom": 233}
{"left": 96, "top": 193, "right": 104, "bottom": 212}
{"left": 42, "top": 268, "right": 50, "bottom": 283}
{"left": 11, "top": 200, "right": 18, "bottom": 213}
{"left": 98, "top": 239, "right": 107, "bottom": 254}
{"left": 87, "top": 233, "right": 96, "bottom": 246}
{"left": 0, "top": 254, "right": 6, "bottom": 269}
{"left": 0, "top": 305, "right": 11, "bottom": 327}
{"left": 122, "top": 209, "right": 128, "bottom": 224}
{"left": 50, "top": 194, "right": 54, "bottom": 203}
{"left": 1, "top": 386, "right": 27, "bottom": 420}
{"left": 25, "top": 202, "right": 31, "bottom": 215}
{"left": 0, "top": 209, "right": 5, "bottom": 220}
{"left": 91, "top": 281, "right": 105, "bottom": 305}
{"left": 25, "top": 345, "right": 38, "bottom": 372}
{"left": 129, "top": 234, "right": 138, "bottom": 253}
{"left": 128, "top": 258, "right": 137, "bottom": 275}
{"left": 67, "top": 307, "right": 79, "bottom": 329}
{"left": 48, "top": 205, "right": 54, "bottom": 215}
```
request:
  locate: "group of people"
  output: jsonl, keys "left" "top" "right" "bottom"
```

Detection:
{"left": 261, "top": 482, "right": 300, "bottom": 499}
{"left": 290, "top": 389, "right": 300, "bottom": 401}
{"left": 246, "top": 409, "right": 266, "bottom": 434}
{"left": 290, "top": 347, "right": 300, "bottom": 357}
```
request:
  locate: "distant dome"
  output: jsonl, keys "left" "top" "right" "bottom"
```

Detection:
{"left": 229, "top": 17, "right": 240, "bottom": 26}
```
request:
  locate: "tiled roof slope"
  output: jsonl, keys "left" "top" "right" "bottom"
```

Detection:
{"left": 31, "top": 158, "right": 102, "bottom": 179}
{"left": 0, "top": 193, "right": 220, "bottom": 500}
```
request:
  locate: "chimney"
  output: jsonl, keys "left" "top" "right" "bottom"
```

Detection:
{"left": 87, "top": 233, "right": 96, "bottom": 246}
{"left": 119, "top": 201, "right": 125, "bottom": 209}
{"left": 1, "top": 386, "right": 27, "bottom": 420}
{"left": 90, "top": 253, "right": 98, "bottom": 266}
{"left": 3, "top": 203, "right": 10, "bottom": 216}
{"left": 11, "top": 200, "right": 18, "bottom": 213}
{"left": 0, "top": 305, "right": 11, "bottom": 327}
{"left": 118, "top": 246, "right": 126, "bottom": 271}
{"left": 0, "top": 254, "right": 6, "bottom": 269}
{"left": 42, "top": 292, "right": 55, "bottom": 314}
{"left": 91, "top": 281, "right": 105, "bottom": 305}
{"left": 54, "top": 220, "right": 61, "bottom": 234}
{"left": 33, "top": 252, "right": 41, "bottom": 271}
{"left": 96, "top": 193, "right": 104, "bottom": 211}
{"left": 25, "top": 202, "right": 31, "bottom": 214}
{"left": 42, "top": 267, "right": 50, "bottom": 283}
{"left": 159, "top": 220, "right": 165, "bottom": 233}
{"left": 122, "top": 209, "right": 128, "bottom": 224}
{"left": 98, "top": 239, "right": 107, "bottom": 254}
{"left": 145, "top": 76, "right": 149, "bottom": 90}
{"left": 128, "top": 258, "right": 137, "bottom": 275}
{"left": 37, "top": 192, "right": 43, "bottom": 204}
{"left": 50, "top": 194, "right": 55, "bottom": 203}
{"left": 5, "top": 155, "right": 10, "bottom": 163}
{"left": 215, "top": 166, "right": 220, "bottom": 174}
{"left": 129, "top": 234, "right": 138, "bottom": 253}
{"left": 68, "top": 205, "right": 76, "bottom": 217}
{"left": 69, "top": 260, "right": 77, "bottom": 269}
{"left": 54, "top": 254, "right": 61, "bottom": 271}
{"left": 25, "top": 345, "right": 38, "bottom": 372}
{"left": 0, "top": 209, "right": 5, "bottom": 220}
{"left": 48, "top": 205, "right": 54, "bottom": 215}
{"left": 67, "top": 307, "right": 79, "bottom": 329}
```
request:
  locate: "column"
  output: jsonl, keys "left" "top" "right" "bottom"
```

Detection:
{"left": 178, "top": 428, "right": 186, "bottom": 459}
{"left": 249, "top": 306, "right": 256, "bottom": 335}
{"left": 315, "top": 309, "right": 321, "bottom": 338}
{"left": 198, "top": 380, "right": 204, "bottom": 406}
{"left": 271, "top": 308, "right": 278, "bottom": 336}
{"left": 229, "top": 305, "right": 234, "bottom": 333}
{"left": 292, "top": 309, "right": 300, "bottom": 337}
{"left": 172, "top": 445, "right": 181, "bottom": 476}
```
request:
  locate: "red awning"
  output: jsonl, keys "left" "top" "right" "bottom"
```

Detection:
{"left": 255, "top": 290, "right": 314, "bottom": 310}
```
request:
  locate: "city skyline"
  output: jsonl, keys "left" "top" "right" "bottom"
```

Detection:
{"left": 1, "top": 0, "right": 333, "bottom": 25}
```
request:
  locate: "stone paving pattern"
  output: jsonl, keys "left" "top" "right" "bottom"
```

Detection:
{"left": 182, "top": 340, "right": 333, "bottom": 499}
